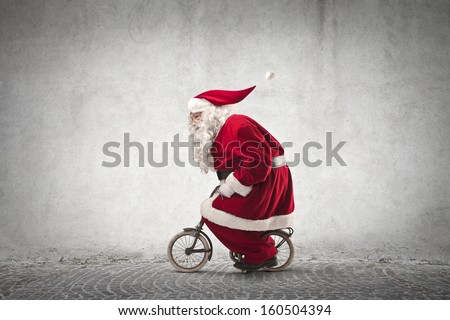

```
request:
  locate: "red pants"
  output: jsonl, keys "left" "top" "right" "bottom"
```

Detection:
{"left": 203, "top": 218, "right": 277, "bottom": 264}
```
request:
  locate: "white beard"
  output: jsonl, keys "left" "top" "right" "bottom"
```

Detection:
{"left": 191, "top": 125, "right": 215, "bottom": 173}
{"left": 189, "top": 105, "right": 236, "bottom": 174}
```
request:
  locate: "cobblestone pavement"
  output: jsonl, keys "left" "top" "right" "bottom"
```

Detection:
{"left": 1, "top": 258, "right": 449, "bottom": 300}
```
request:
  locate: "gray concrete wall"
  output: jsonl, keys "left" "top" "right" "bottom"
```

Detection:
{"left": 1, "top": 0, "right": 449, "bottom": 264}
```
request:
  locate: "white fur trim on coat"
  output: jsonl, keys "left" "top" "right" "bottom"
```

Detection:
{"left": 188, "top": 98, "right": 215, "bottom": 113}
{"left": 226, "top": 173, "right": 253, "bottom": 197}
{"left": 200, "top": 194, "right": 294, "bottom": 231}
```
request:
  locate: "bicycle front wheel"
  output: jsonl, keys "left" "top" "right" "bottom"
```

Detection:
{"left": 167, "top": 231, "right": 210, "bottom": 272}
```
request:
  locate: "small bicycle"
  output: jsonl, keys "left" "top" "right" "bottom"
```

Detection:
{"left": 167, "top": 186, "right": 295, "bottom": 273}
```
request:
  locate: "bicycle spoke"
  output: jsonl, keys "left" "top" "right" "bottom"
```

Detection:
{"left": 170, "top": 233, "right": 207, "bottom": 269}
{"left": 269, "top": 234, "right": 291, "bottom": 266}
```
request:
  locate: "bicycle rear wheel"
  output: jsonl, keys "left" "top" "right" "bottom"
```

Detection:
{"left": 167, "top": 230, "right": 210, "bottom": 272}
{"left": 262, "top": 230, "right": 294, "bottom": 272}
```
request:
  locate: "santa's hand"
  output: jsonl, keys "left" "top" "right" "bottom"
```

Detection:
{"left": 219, "top": 183, "right": 235, "bottom": 198}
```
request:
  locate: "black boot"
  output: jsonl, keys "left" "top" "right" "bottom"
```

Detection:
{"left": 233, "top": 257, "right": 278, "bottom": 271}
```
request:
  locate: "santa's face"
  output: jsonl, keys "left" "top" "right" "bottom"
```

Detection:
{"left": 190, "top": 112, "right": 203, "bottom": 128}
{"left": 188, "top": 105, "right": 235, "bottom": 173}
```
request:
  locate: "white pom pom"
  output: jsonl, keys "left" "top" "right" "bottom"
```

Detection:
{"left": 265, "top": 71, "right": 275, "bottom": 80}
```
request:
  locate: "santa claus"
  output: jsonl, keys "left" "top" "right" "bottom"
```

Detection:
{"left": 188, "top": 85, "right": 295, "bottom": 271}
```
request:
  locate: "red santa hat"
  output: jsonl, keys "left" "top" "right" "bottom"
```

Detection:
{"left": 188, "top": 85, "right": 256, "bottom": 113}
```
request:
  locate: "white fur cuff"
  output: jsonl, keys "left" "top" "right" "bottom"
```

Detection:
{"left": 226, "top": 174, "right": 253, "bottom": 197}
{"left": 188, "top": 98, "right": 215, "bottom": 113}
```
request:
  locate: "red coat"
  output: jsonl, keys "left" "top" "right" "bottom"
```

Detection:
{"left": 200, "top": 114, "right": 295, "bottom": 231}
